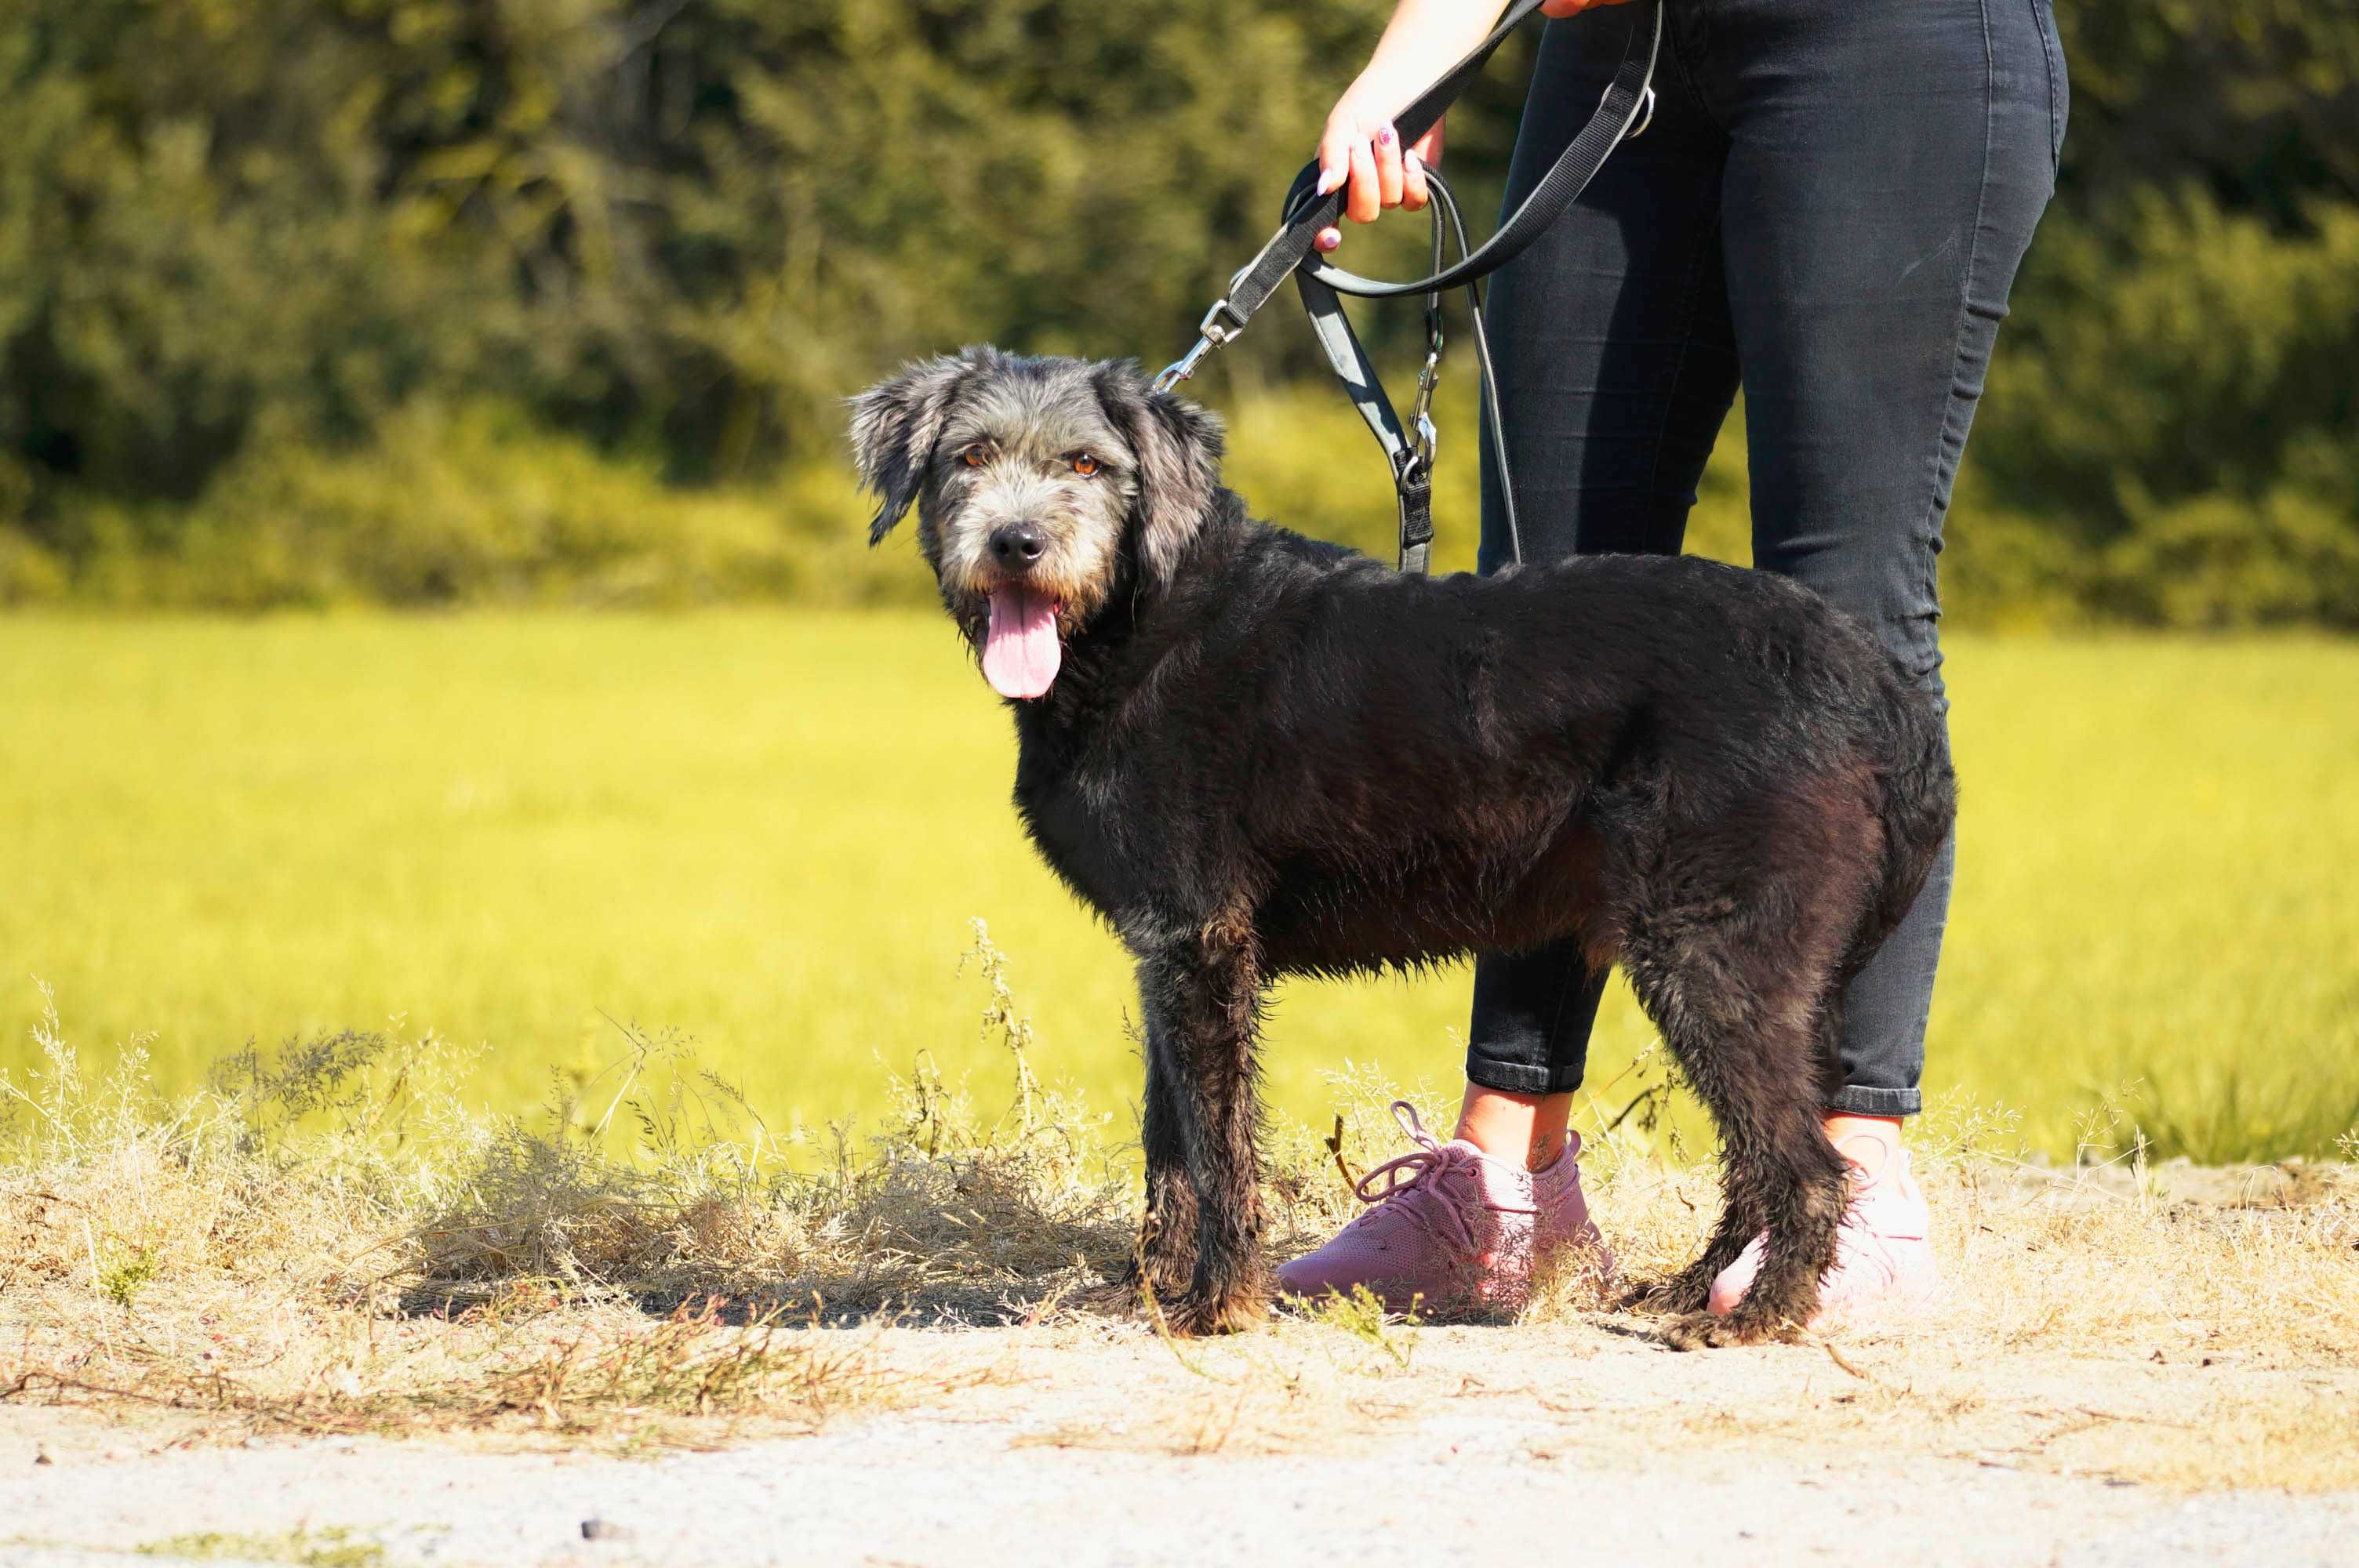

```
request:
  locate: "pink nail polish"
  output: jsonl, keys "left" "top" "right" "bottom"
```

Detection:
{"left": 1378, "top": 125, "right": 1396, "bottom": 147}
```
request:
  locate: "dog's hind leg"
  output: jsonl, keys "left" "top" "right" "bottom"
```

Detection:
{"left": 1134, "top": 916, "right": 1273, "bottom": 1337}
{"left": 1619, "top": 916, "right": 1854, "bottom": 1348}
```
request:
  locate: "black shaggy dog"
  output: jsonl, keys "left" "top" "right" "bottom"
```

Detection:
{"left": 850, "top": 346, "right": 1955, "bottom": 1348}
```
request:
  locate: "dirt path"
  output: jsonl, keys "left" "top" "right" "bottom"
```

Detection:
{"left": 5, "top": 1318, "right": 2356, "bottom": 1568}
{"left": 5, "top": 1145, "right": 2354, "bottom": 1567}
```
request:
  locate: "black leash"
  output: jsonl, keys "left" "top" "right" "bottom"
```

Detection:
{"left": 1154, "top": 0, "right": 1662, "bottom": 573}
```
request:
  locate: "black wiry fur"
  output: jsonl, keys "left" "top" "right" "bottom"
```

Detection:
{"left": 852, "top": 348, "right": 1957, "bottom": 1345}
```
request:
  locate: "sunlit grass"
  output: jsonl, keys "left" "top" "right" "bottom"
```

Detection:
{"left": 1, "top": 611, "right": 2353, "bottom": 1160}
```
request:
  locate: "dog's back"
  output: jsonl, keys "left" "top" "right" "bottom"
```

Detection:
{"left": 1006, "top": 510, "right": 1953, "bottom": 995}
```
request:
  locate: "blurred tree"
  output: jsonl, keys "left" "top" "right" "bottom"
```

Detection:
{"left": 1969, "top": 0, "right": 2359, "bottom": 624}
{"left": 0, "top": 0, "right": 2350, "bottom": 622}
{"left": 2055, "top": 0, "right": 2358, "bottom": 224}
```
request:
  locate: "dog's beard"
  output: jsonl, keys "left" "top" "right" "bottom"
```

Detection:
{"left": 981, "top": 584, "right": 1061, "bottom": 699}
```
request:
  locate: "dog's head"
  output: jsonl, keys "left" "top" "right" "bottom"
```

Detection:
{"left": 849, "top": 347, "right": 1223, "bottom": 700}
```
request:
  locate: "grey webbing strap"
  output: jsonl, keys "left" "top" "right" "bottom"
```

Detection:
{"left": 1296, "top": 170, "right": 1528, "bottom": 574}
{"left": 1298, "top": 271, "right": 1430, "bottom": 568}
{"left": 1296, "top": 176, "right": 1463, "bottom": 574}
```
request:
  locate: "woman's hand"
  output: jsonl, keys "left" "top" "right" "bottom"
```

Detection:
{"left": 1314, "top": 88, "right": 1445, "bottom": 254}
{"left": 1314, "top": 0, "right": 1634, "bottom": 255}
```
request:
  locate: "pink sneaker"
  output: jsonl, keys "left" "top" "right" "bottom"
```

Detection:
{"left": 1707, "top": 1141, "right": 1939, "bottom": 1324}
{"left": 1276, "top": 1102, "right": 1612, "bottom": 1315}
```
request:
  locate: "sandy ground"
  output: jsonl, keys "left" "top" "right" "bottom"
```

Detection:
{"left": 4, "top": 1314, "right": 2356, "bottom": 1568}
{"left": 3, "top": 1160, "right": 2352, "bottom": 1566}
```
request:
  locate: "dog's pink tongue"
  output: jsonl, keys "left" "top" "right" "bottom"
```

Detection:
{"left": 982, "top": 586, "right": 1061, "bottom": 699}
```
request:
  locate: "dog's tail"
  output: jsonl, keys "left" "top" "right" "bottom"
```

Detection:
{"left": 1845, "top": 676, "right": 1958, "bottom": 985}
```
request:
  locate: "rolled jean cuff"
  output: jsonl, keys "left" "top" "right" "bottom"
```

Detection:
{"left": 1823, "top": 1084, "right": 1922, "bottom": 1118}
{"left": 1464, "top": 1052, "right": 1585, "bottom": 1098}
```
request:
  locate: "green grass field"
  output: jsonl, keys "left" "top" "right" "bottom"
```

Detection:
{"left": 2, "top": 612, "right": 2354, "bottom": 1161}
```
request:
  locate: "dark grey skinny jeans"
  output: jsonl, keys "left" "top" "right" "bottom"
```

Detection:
{"left": 1467, "top": 0, "right": 2065, "bottom": 1117}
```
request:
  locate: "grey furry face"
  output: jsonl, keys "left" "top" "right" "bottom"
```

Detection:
{"left": 928, "top": 365, "right": 1136, "bottom": 621}
{"left": 849, "top": 347, "right": 1224, "bottom": 699}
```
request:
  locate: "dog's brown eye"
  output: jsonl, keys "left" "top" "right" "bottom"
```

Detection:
{"left": 960, "top": 443, "right": 990, "bottom": 467}
{"left": 1068, "top": 453, "right": 1100, "bottom": 477}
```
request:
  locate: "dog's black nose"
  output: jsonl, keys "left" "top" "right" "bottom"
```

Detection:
{"left": 989, "top": 523, "right": 1048, "bottom": 569}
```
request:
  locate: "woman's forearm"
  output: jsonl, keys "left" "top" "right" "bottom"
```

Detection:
{"left": 1349, "top": 0, "right": 1514, "bottom": 111}
{"left": 1321, "top": 0, "right": 1621, "bottom": 241}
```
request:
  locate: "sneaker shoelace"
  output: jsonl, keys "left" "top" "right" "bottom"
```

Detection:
{"left": 1344, "top": 1101, "right": 1485, "bottom": 1258}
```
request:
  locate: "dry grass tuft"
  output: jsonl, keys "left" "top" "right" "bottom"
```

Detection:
{"left": 0, "top": 939, "right": 1082, "bottom": 1445}
{"left": 2, "top": 1294, "right": 995, "bottom": 1445}
{"left": 3, "top": 930, "right": 2355, "bottom": 1475}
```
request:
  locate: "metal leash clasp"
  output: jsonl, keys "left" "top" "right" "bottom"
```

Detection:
{"left": 1152, "top": 298, "right": 1251, "bottom": 393}
{"left": 1411, "top": 322, "right": 1444, "bottom": 470}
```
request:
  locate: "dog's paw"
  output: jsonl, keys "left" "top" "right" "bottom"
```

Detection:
{"left": 1077, "top": 1276, "right": 1154, "bottom": 1319}
{"left": 1617, "top": 1272, "right": 1712, "bottom": 1316}
{"left": 1158, "top": 1287, "right": 1274, "bottom": 1338}
{"left": 1656, "top": 1308, "right": 1800, "bottom": 1351}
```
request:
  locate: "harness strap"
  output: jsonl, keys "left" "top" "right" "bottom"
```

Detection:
{"left": 1296, "top": 175, "right": 1468, "bottom": 575}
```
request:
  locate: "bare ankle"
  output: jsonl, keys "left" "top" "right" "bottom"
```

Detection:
{"left": 1456, "top": 1083, "right": 1575, "bottom": 1174}
{"left": 1822, "top": 1112, "right": 1905, "bottom": 1179}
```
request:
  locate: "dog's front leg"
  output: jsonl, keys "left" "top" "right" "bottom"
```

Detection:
{"left": 1125, "top": 986, "right": 1200, "bottom": 1306}
{"left": 1135, "top": 926, "right": 1271, "bottom": 1336}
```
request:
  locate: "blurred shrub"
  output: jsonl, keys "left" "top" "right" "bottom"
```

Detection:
{"left": 1979, "top": 193, "right": 2359, "bottom": 543}
{"left": 0, "top": 0, "right": 1452, "bottom": 514}
{"left": 1971, "top": 192, "right": 2359, "bottom": 627}
{"left": 39, "top": 402, "right": 924, "bottom": 609}
{"left": 2099, "top": 487, "right": 2359, "bottom": 630}
{"left": 0, "top": 530, "right": 68, "bottom": 604}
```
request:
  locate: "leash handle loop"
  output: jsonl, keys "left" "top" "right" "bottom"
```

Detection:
{"left": 1287, "top": 1, "right": 1660, "bottom": 303}
{"left": 1219, "top": 0, "right": 1656, "bottom": 326}
{"left": 1157, "top": 0, "right": 1662, "bottom": 575}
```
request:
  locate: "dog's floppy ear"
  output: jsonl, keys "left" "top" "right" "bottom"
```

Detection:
{"left": 1098, "top": 363, "right": 1224, "bottom": 586}
{"left": 847, "top": 349, "right": 989, "bottom": 543}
